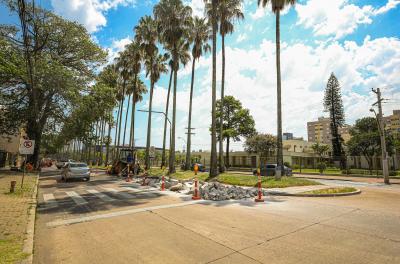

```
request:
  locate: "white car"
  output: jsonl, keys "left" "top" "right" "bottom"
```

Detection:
{"left": 61, "top": 162, "right": 90, "bottom": 182}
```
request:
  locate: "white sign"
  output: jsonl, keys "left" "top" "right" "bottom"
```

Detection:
{"left": 19, "top": 139, "right": 35, "bottom": 155}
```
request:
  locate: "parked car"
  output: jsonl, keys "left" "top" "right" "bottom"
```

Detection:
{"left": 56, "top": 159, "right": 75, "bottom": 169}
{"left": 61, "top": 162, "right": 90, "bottom": 182}
{"left": 180, "top": 163, "right": 207, "bottom": 172}
{"left": 253, "top": 164, "right": 292, "bottom": 176}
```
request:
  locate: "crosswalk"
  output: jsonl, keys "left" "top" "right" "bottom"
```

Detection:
{"left": 40, "top": 186, "right": 160, "bottom": 209}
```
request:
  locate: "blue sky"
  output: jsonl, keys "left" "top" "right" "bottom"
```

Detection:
{"left": 1, "top": 0, "right": 400, "bottom": 151}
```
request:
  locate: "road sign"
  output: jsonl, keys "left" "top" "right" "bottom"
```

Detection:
{"left": 19, "top": 139, "right": 35, "bottom": 155}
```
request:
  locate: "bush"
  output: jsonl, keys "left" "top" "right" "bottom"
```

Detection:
{"left": 284, "top": 162, "right": 291, "bottom": 168}
{"left": 292, "top": 164, "right": 300, "bottom": 170}
{"left": 317, "top": 162, "right": 327, "bottom": 174}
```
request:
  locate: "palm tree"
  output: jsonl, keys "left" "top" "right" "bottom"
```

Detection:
{"left": 135, "top": 15, "right": 160, "bottom": 170}
{"left": 125, "top": 41, "right": 143, "bottom": 148}
{"left": 185, "top": 17, "right": 211, "bottom": 171}
{"left": 161, "top": 60, "right": 174, "bottom": 168}
{"left": 154, "top": 0, "right": 192, "bottom": 174}
{"left": 215, "top": 0, "right": 244, "bottom": 172}
{"left": 129, "top": 78, "right": 147, "bottom": 148}
{"left": 204, "top": 0, "right": 219, "bottom": 177}
{"left": 258, "top": 0, "right": 296, "bottom": 180}
{"left": 115, "top": 51, "right": 130, "bottom": 156}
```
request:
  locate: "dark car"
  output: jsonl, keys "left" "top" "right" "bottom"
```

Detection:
{"left": 253, "top": 164, "right": 292, "bottom": 176}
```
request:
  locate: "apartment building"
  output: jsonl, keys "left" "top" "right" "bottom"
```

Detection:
{"left": 307, "top": 117, "right": 351, "bottom": 145}
{"left": 383, "top": 110, "right": 400, "bottom": 134}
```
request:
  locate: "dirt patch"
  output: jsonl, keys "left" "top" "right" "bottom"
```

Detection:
{"left": 0, "top": 172, "right": 37, "bottom": 263}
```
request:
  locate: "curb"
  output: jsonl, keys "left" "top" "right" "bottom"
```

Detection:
{"left": 268, "top": 189, "right": 361, "bottom": 197}
{"left": 21, "top": 175, "right": 39, "bottom": 264}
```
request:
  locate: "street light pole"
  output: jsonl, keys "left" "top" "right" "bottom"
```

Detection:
{"left": 371, "top": 87, "right": 390, "bottom": 184}
{"left": 138, "top": 109, "right": 172, "bottom": 169}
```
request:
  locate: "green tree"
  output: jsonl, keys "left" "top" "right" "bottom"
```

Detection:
{"left": 215, "top": 96, "right": 256, "bottom": 168}
{"left": 311, "top": 143, "right": 330, "bottom": 162}
{"left": 154, "top": 0, "right": 192, "bottom": 174}
{"left": 347, "top": 117, "right": 394, "bottom": 173}
{"left": 185, "top": 17, "right": 211, "bottom": 170}
{"left": 245, "top": 133, "right": 277, "bottom": 169}
{"left": 0, "top": 3, "right": 106, "bottom": 166}
{"left": 257, "top": 0, "right": 297, "bottom": 179}
{"left": 324, "top": 73, "right": 345, "bottom": 167}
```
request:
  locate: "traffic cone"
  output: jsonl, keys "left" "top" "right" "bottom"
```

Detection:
{"left": 255, "top": 169, "right": 264, "bottom": 202}
{"left": 161, "top": 175, "right": 165, "bottom": 191}
{"left": 192, "top": 177, "right": 201, "bottom": 200}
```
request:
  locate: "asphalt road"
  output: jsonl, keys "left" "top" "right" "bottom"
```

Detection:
{"left": 33, "top": 171, "right": 400, "bottom": 264}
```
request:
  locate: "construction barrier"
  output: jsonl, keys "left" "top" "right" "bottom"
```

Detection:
{"left": 192, "top": 164, "right": 201, "bottom": 200}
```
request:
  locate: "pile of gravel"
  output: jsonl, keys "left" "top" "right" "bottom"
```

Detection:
{"left": 200, "top": 182, "right": 260, "bottom": 201}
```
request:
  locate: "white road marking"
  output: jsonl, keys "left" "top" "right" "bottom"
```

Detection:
{"left": 43, "top": 193, "right": 58, "bottom": 207}
{"left": 102, "top": 187, "right": 135, "bottom": 199}
{"left": 87, "top": 189, "right": 115, "bottom": 202}
{"left": 47, "top": 200, "right": 210, "bottom": 227}
{"left": 66, "top": 191, "right": 88, "bottom": 206}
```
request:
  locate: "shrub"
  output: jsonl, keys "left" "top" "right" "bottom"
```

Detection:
{"left": 317, "top": 162, "right": 327, "bottom": 174}
{"left": 284, "top": 162, "right": 291, "bottom": 168}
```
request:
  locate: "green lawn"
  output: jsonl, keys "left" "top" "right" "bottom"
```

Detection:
{"left": 146, "top": 168, "right": 209, "bottom": 181}
{"left": 0, "top": 239, "right": 29, "bottom": 264}
{"left": 301, "top": 187, "right": 357, "bottom": 195}
{"left": 146, "top": 169, "right": 319, "bottom": 188}
{"left": 217, "top": 174, "right": 320, "bottom": 188}
{"left": 293, "top": 168, "right": 342, "bottom": 174}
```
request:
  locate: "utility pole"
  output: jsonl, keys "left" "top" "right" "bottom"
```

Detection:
{"left": 185, "top": 127, "right": 195, "bottom": 170}
{"left": 372, "top": 88, "right": 390, "bottom": 184}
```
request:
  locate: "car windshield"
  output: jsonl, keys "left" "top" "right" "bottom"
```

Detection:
{"left": 69, "top": 163, "right": 87, "bottom": 168}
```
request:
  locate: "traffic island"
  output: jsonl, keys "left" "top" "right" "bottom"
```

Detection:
{"left": 295, "top": 187, "right": 361, "bottom": 197}
{"left": 0, "top": 172, "right": 38, "bottom": 264}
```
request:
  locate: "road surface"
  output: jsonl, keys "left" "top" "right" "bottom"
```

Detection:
{"left": 33, "top": 171, "right": 400, "bottom": 264}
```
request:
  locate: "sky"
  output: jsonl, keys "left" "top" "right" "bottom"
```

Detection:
{"left": 1, "top": 0, "right": 400, "bottom": 151}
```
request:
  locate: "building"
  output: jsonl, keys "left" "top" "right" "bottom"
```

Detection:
{"left": 0, "top": 129, "right": 26, "bottom": 167}
{"left": 383, "top": 110, "right": 400, "bottom": 134}
{"left": 191, "top": 139, "right": 324, "bottom": 169}
{"left": 282, "top": 133, "right": 293, "bottom": 140}
{"left": 307, "top": 117, "right": 351, "bottom": 144}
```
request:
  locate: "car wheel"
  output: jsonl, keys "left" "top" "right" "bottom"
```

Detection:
{"left": 85, "top": 177, "right": 90, "bottom": 181}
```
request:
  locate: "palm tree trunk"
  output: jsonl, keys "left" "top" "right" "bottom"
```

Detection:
{"left": 113, "top": 101, "right": 122, "bottom": 160}
{"left": 105, "top": 122, "right": 111, "bottom": 166}
{"left": 210, "top": 0, "right": 218, "bottom": 177}
{"left": 122, "top": 94, "right": 131, "bottom": 148}
{"left": 275, "top": 10, "right": 283, "bottom": 180}
{"left": 130, "top": 74, "right": 137, "bottom": 148}
{"left": 169, "top": 62, "right": 178, "bottom": 174}
{"left": 219, "top": 34, "right": 226, "bottom": 173}
{"left": 145, "top": 63, "right": 154, "bottom": 170}
{"left": 117, "top": 81, "right": 126, "bottom": 158}
{"left": 226, "top": 136, "right": 230, "bottom": 168}
{"left": 185, "top": 59, "right": 196, "bottom": 170}
{"left": 162, "top": 69, "right": 173, "bottom": 168}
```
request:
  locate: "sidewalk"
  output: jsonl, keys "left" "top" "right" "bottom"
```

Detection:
{"left": 294, "top": 173, "right": 400, "bottom": 184}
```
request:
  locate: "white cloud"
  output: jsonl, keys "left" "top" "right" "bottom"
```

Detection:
{"left": 150, "top": 36, "right": 400, "bottom": 151}
{"left": 183, "top": 0, "right": 205, "bottom": 18}
{"left": 51, "top": 0, "right": 136, "bottom": 32}
{"left": 236, "top": 33, "right": 247, "bottom": 43}
{"left": 296, "top": 0, "right": 400, "bottom": 39}
{"left": 106, "top": 36, "right": 132, "bottom": 64}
